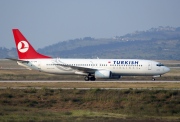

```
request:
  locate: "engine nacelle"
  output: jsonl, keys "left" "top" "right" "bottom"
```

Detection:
{"left": 95, "top": 70, "right": 111, "bottom": 79}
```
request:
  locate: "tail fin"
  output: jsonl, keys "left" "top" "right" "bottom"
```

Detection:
{"left": 12, "top": 29, "right": 51, "bottom": 59}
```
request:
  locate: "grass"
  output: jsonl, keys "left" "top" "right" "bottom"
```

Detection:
{"left": 0, "top": 89, "right": 179, "bottom": 121}
{"left": 0, "top": 82, "right": 180, "bottom": 90}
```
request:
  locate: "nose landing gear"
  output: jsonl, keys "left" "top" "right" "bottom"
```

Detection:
{"left": 152, "top": 75, "right": 161, "bottom": 81}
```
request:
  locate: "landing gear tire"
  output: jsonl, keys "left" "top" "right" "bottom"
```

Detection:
{"left": 90, "top": 76, "right": 96, "bottom": 81}
{"left": 152, "top": 78, "right": 156, "bottom": 81}
{"left": 84, "top": 76, "right": 96, "bottom": 81}
{"left": 84, "top": 76, "right": 89, "bottom": 81}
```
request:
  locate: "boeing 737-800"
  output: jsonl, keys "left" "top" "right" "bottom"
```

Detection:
{"left": 10, "top": 29, "right": 170, "bottom": 81}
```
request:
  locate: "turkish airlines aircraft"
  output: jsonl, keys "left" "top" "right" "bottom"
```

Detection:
{"left": 11, "top": 29, "right": 170, "bottom": 81}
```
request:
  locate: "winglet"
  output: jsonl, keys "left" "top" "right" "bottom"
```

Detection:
{"left": 12, "top": 29, "right": 51, "bottom": 59}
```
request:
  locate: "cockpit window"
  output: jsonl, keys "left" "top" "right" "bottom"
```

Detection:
{"left": 156, "top": 63, "right": 164, "bottom": 66}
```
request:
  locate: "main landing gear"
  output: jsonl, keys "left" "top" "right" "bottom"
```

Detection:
{"left": 84, "top": 76, "right": 96, "bottom": 81}
{"left": 152, "top": 78, "right": 156, "bottom": 81}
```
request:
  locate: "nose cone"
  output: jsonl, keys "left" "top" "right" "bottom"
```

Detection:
{"left": 164, "top": 66, "right": 170, "bottom": 73}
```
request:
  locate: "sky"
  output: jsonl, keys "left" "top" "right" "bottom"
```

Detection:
{"left": 1, "top": 0, "right": 180, "bottom": 49}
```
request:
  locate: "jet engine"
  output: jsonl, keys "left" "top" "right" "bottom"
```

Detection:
{"left": 95, "top": 70, "right": 112, "bottom": 78}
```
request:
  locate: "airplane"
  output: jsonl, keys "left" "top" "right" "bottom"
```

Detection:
{"left": 10, "top": 29, "right": 170, "bottom": 81}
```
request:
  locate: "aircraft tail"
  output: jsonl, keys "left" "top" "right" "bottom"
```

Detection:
{"left": 12, "top": 29, "right": 51, "bottom": 59}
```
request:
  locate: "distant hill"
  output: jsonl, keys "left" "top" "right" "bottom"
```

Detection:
{"left": 1, "top": 26, "right": 180, "bottom": 60}
{"left": 38, "top": 26, "right": 180, "bottom": 60}
{"left": 0, "top": 47, "right": 17, "bottom": 59}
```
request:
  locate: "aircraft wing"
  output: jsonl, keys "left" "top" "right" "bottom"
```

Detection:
{"left": 58, "top": 64, "right": 98, "bottom": 74}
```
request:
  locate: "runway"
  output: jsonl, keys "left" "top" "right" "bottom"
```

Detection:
{"left": 0, "top": 80, "right": 180, "bottom": 82}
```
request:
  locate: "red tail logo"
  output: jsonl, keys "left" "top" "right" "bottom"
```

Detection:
{"left": 12, "top": 29, "right": 51, "bottom": 59}
{"left": 18, "top": 41, "right": 29, "bottom": 53}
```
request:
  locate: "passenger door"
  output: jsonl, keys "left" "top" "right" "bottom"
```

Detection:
{"left": 38, "top": 61, "right": 41, "bottom": 70}
{"left": 148, "top": 62, "right": 152, "bottom": 70}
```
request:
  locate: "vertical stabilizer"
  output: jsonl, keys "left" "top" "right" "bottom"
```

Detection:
{"left": 12, "top": 29, "right": 51, "bottom": 59}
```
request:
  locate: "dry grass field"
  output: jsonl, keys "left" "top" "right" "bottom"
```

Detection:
{"left": 0, "top": 88, "right": 179, "bottom": 122}
{"left": 0, "top": 82, "right": 180, "bottom": 90}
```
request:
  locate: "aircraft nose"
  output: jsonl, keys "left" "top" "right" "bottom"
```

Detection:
{"left": 164, "top": 66, "right": 170, "bottom": 73}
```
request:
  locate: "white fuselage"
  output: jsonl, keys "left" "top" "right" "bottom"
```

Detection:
{"left": 18, "top": 58, "right": 170, "bottom": 77}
